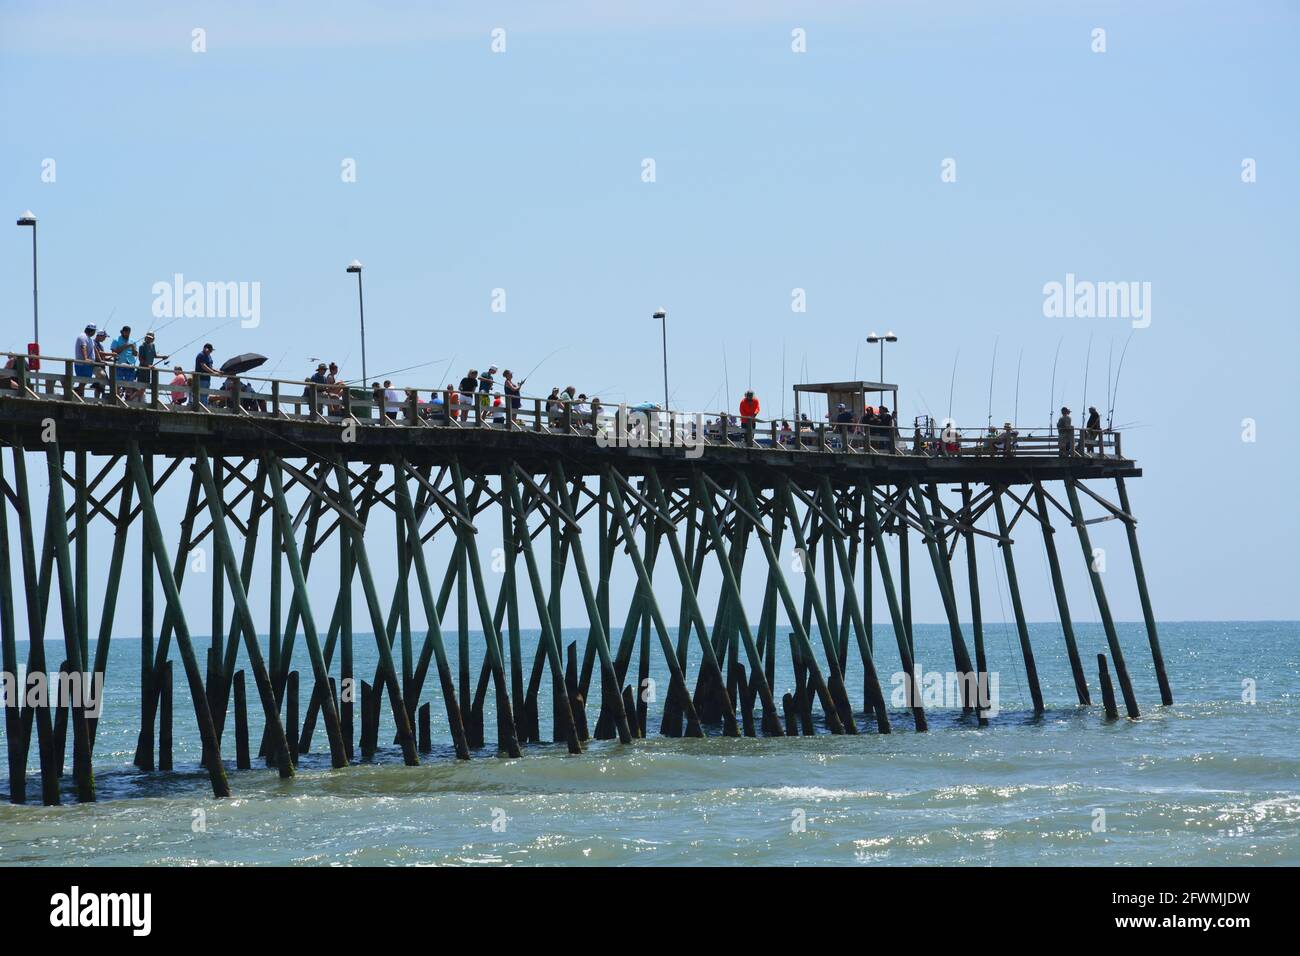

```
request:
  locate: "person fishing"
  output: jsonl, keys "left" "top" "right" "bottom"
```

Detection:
{"left": 136, "top": 331, "right": 160, "bottom": 391}
{"left": 194, "top": 343, "right": 218, "bottom": 407}
{"left": 739, "top": 389, "right": 760, "bottom": 445}
{"left": 1084, "top": 405, "right": 1102, "bottom": 456}
{"left": 305, "top": 362, "right": 329, "bottom": 415}
{"left": 110, "top": 325, "right": 139, "bottom": 399}
{"left": 833, "top": 401, "right": 854, "bottom": 449}
{"left": 73, "top": 324, "right": 97, "bottom": 398}
{"left": 1057, "top": 406, "right": 1075, "bottom": 457}
{"left": 457, "top": 368, "right": 478, "bottom": 422}
{"left": 503, "top": 369, "right": 521, "bottom": 425}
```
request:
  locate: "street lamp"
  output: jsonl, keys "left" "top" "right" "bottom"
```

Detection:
{"left": 16, "top": 211, "right": 38, "bottom": 346}
{"left": 652, "top": 308, "right": 668, "bottom": 410}
{"left": 346, "top": 260, "right": 367, "bottom": 386}
{"left": 865, "top": 331, "right": 897, "bottom": 383}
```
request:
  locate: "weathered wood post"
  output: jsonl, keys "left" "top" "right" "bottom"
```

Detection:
{"left": 1032, "top": 481, "right": 1090, "bottom": 705}
{"left": 159, "top": 661, "right": 173, "bottom": 773}
{"left": 418, "top": 702, "right": 431, "bottom": 753}
{"left": 1097, "top": 654, "right": 1119, "bottom": 720}
{"left": 233, "top": 671, "right": 251, "bottom": 770}
{"left": 1115, "top": 477, "right": 1172, "bottom": 705}
{"left": 0, "top": 447, "right": 26, "bottom": 803}
{"left": 127, "top": 445, "right": 229, "bottom": 797}
{"left": 992, "top": 488, "right": 1045, "bottom": 715}
{"left": 1065, "top": 480, "right": 1140, "bottom": 719}
{"left": 286, "top": 671, "right": 300, "bottom": 766}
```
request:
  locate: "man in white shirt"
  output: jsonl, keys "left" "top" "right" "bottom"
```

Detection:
{"left": 383, "top": 380, "right": 403, "bottom": 420}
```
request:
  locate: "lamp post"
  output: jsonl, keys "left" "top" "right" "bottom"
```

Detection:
{"left": 16, "top": 211, "right": 37, "bottom": 346}
{"left": 346, "top": 260, "right": 367, "bottom": 386}
{"left": 866, "top": 331, "right": 897, "bottom": 383}
{"left": 652, "top": 308, "right": 668, "bottom": 410}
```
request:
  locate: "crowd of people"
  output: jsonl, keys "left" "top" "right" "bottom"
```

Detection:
{"left": 5, "top": 330, "right": 1107, "bottom": 459}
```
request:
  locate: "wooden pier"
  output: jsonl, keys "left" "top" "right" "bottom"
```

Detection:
{"left": 0, "top": 355, "right": 1171, "bottom": 803}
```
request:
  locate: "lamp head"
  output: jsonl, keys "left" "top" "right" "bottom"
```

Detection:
{"left": 866, "top": 332, "right": 880, "bottom": 343}
{"left": 346, "top": 259, "right": 363, "bottom": 274}
{"left": 652, "top": 309, "right": 666, "bottom": 320}
{"left": 16, "top": 210, "right": 36, "bottom": 227}
{"left": 884, "top": 331, "right": 898, "bottom": 342}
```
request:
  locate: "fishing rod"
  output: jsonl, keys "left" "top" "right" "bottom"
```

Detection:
{"left": 171, "top": 318, "right": 237, "bottom": 358}
{"left": 722, "top": 343, "right": 732, "bottom": 412}
{"left": 1048, "top": 335, "right": 1063, "bottom": 431}
{"left": 1109, "top": 332, "right": 1134, "bottom": 431}
{"left": 1106, "top": 338, "right": 1114, "bottom": 430}
{"left": 780, "top": 340, "right": 786, "bottom": 420}
{"left": 986, "top": 337, "right": 998, "bottom": 428}
{"left": 1081, "top": 332, "right": 1093, "bottom": 419}
{"left": 148, "top": 313, "right": 184, "bottom": 338}
{"left": 1013, "top": 347, "right": 1023, "bottom": 428}
{"left": 946, "top": 349, "right": 960, "bottom": 422}
{"left": 264, "top": 349, "right": 291, "bottom": 380}
{"left": 519, "top": 346, "right": 568, "bottom": 388}
{"left": 357, "top": 358, "right": 448, "bottom": 386}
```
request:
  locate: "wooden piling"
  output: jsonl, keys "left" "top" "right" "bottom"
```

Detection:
{"left": 159, "top": 661, "right": 173, "bottom": 772}
{"left": 992, "top": 489, "right": 1046, "bottom": 715}
{"left": 622, "top": 686, "right": 639, "bottom": 738}
{"left": 782, "top": 693, "right": 798, "bottom": 736}
{"left": 286, "top": 671, "right": 300, "bottom": 767}
{"left": 0, "top": 446, "right": 25, "bottom": 803}
{"left": 360, "top": 680, "right": 374, "bottom": 761}
{"left": 1097, "top": 654, "right": 1119, "bottom": 720}
{"left": 1114, "top": 478, "right": 1173, "bottom": 706}
{"left": 418, "top": 702, "right": 432, "bottom": 753}
{"left": 1065, "top": 480, "right": 1140, "bottom": 719}
{"left": 52, "top": 661, "right": 70, "bottom": 778}
{"left": 233, "top": 671, "right": 251, "bottom": 770}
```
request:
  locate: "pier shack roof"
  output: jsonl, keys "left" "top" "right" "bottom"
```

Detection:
{"left": 793, "top": 380, "right": 897, "bottom": 422}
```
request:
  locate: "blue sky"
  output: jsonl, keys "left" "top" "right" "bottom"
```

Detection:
{"left": 2, "top": 0, "right": 1297, "bottom": 628}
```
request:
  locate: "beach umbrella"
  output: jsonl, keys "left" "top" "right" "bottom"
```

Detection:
{"left": 220, "top": 352, "right": 267, "bottom": 375}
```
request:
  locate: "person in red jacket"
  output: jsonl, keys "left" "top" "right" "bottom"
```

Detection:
{"left": 739, "top": 390, "right": 760, "bottom": 420}
{"left": 739, "top": 390, "right": 760, "bottom": 444}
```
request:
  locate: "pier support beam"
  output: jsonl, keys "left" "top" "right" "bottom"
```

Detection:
{"left": 264, "top": 455, "right": 349, "bottom": 768}
{"left": 127, "top": 444, "right": 230, "bottom": 798}
{"left": 1115, "top": 477, "right": 1172, "bottom": 706}
{"left": 1065, "top": 480, "right": 1140, "bottom": 719}
{"left": 863, "top": 480, "right": 927, "bottom": 730}
{"left": 329, "top": 460, "right": 420, "bottom": 765}
{"left": 1032, "top": 481, "right": 1090, "bottom": 705}
{"left": 0, "top": 450, "right": 27, "bottom": 803}
{"left": 992, "top": 488, "right": 1045, "bottom": 715}
{"left": 603, "top": 469, "right": 705, "bottom": 737}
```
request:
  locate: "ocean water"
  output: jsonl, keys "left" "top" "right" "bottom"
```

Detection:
{"left": 1, "top": 620, "right": 1296, "bottom": 866}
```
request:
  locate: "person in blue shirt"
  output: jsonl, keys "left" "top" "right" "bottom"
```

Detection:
{"left": 194, "top": 343, "right": 218, "bottom": 406}
{"left": 110, "top": 325, "right": 139, "bottom": 399}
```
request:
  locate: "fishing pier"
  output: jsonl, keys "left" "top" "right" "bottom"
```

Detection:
{"left": 0, "top": 355, "right": 1171, "bottom": 803}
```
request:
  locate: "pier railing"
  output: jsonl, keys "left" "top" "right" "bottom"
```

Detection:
{"left": 0, "top": 352, "right": 1123, "bottom": 459}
